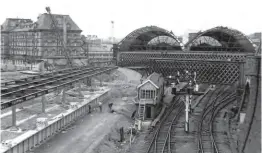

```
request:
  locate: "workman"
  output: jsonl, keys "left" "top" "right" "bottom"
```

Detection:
{"left": 88, "top": 105, "right": 91, "bottom": 113}
{"left": 98, "top": 102, "right": 103, "bottom": 112}
{"left": 131, "top": 110, "right": 137, "bottom": 119}
{"left": 108, "top": 102, "right": 113, "bottom": 111}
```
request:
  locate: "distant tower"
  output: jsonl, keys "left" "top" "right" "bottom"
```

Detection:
{"left": 111, "top": 21, "right": 114, "bottom": 44}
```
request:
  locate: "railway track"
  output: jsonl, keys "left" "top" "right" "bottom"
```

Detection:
{"left": 1, "top": 60, "right": 113, "bottom": 90}
{"left": 1, "top": 66, "right": 83, "bottom": 88}
{"left": 1, "top": 67, "right": 104, "bottom": 97}
{"left": 150, "top": 99, "right": 184, "bottom": 153}
{"left": 196, "top": 85, "right": 237, "bottom": 153}
{"left": 128, "top": 84, "right": 240, "bottom": 153}
{"left": 132, "top": 83, "right": 203, "bottom": 153}
{"left": 145, "top": 95, "right": 202, "bottom": 153}
{"left": 1, "top": 66, "right": 117, "bottom": 110}
{"left": 1, "top": 66, "right": 100, "bottom": 95}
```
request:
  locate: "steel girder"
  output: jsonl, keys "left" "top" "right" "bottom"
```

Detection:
{"left": 150, "top": 59, "right": 243, "bottom": 85}
{"left": 117, "top": 51, "right": 249, "bottom": 67}
{"left": 117, "top": 51, "right": 248, "bottom": 85}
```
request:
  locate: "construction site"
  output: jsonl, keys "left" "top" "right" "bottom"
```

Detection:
{"left": 0, "top": 5, "right": 261, "bottom": 153}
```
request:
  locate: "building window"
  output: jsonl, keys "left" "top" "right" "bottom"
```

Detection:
{"left": 140, "top": 90, "right": 155, "bottom": 99}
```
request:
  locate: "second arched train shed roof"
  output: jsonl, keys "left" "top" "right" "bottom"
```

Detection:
{"left": 185, "top": 26, "right": 256, "bottom": 52}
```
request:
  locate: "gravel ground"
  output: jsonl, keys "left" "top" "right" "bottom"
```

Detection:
{"left": 93, "top": 98, "right": 136, "bottom": 153}
{"left": 1, "top": 68, "right": 141, "bottom": 148}
{"left": 31, "top": 67, "right": 141, "bottom": 153}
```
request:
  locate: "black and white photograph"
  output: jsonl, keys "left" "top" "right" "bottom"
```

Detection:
{"left": 0, "top": 0, "right": 261, "bottom": 153}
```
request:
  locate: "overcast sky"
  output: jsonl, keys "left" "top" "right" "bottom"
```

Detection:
{"left": 0, "top": 0, "right": 261, "bottom": 39}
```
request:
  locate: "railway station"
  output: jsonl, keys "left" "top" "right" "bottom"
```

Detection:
{"left": 0, "top": 3, "right": 261, "bottom": 153}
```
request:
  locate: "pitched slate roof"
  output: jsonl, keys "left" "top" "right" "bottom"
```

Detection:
{"left": 12, "top": 22, "right": 36, "bottom": 32}
{"left": 147, "top": 72, "right": 164, "bottom": 87}
{"left": 137, "top": 72, "right": 164, "bottom": 89}
{"left": 36, "top": 13, "right": 81, "bottom": 31}
{"left": 1, "top": 18, "right": 33, "bottom": 31}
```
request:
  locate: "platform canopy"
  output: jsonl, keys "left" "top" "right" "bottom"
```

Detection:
{"left": 185, "top": 26, "right": 256, "bottom": 52}
{"left": 117, "top": 26, "right": 183, "bottom": 51}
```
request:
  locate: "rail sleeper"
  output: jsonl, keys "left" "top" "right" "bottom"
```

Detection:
{"left": 1, "top": 90, "right": 109, "bottom": 153}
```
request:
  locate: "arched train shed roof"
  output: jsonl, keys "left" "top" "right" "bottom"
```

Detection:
{"left": 185, "top": 26, "right": 256, "bottom": 52}
{"left": 117, "top": 26, "right": 183, "bottom": 51}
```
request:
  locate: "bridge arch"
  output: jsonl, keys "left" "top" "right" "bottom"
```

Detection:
{"left": 185, "top": 26, "right": 256, "bottom": 52}
{"left": 117, "top": 26, "right": 183, "bottom": 51}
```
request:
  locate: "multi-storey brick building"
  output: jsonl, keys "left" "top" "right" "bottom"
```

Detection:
{"left": 1, "top": 18, "right": 38, "bottom": 69}
{"left": 37, "top": 13, "right": 83, "bottom": 57}
{"left": 1, "top": 13, "right": 86, "bottom": 70}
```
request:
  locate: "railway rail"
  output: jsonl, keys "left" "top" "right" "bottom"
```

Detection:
{"left": 1, "top": 66, "right": 104, "bottom": 96}
{"left": 1, "top": 66, "right": 100, "bottom": 94}
{"left": 145, "top": 94, "right": 202, "bottom": 153}
{"left": 1, "top": 60, "right": 113, "bottom": 89}
{"left": 142, "top": 85, "right": 238, "bottom": 153}
{"left": 1, "top": 66, "right": 83, "bottom": 87}
{"left": 145, "top": 94, "right": 201, "bottom": 153}
{"left": 1, "top": 66, "right": 117, "bottom": 110}
{"left": 197, "top": 86, "right": 237, "bottom": 153}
